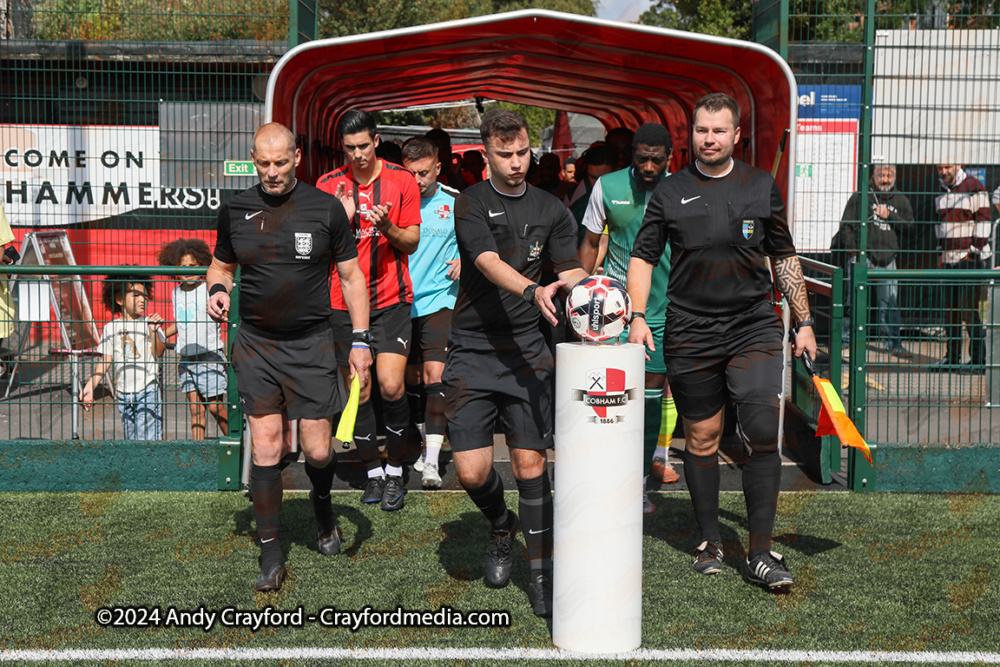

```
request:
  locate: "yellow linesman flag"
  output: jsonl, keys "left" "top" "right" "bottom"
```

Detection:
{"left": 812, "top": 375, "right": 873, "bottom": 465}
{"left": 335, "top": 374, "right": 361, "bottom": 444}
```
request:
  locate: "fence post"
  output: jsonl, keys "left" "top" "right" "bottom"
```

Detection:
{"left": 218, "top": 274, "right": 242, "bottom": 491}
{"left": 848, "top": 261, "right": 876, "bottom": 490}
{"left": 828, "top": 264, "right": 844, "bottom": 477}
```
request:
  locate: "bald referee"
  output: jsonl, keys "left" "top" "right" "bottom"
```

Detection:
{"left": 207, "top": 123, "right": 373, "bottom": 592}
{"left": 628, "top": 93, "right": 817, "bottom": 590}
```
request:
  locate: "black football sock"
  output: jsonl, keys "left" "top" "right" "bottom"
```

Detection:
{"left": 516, "top": 471, "right": 553, "bottom": 572}
{"left": 743, "top": 450, "right": 782, "bottom": 559}
{"left": 382, "top": 395, "right": 409, "bottom": 468}
{"left": 249, "top": 462, "right": 284, "bottom": 570}
{"left": 406, "top": 382, "right": 425, "bottom": 429}
{"left": 425, "top": 382, "right": 447, "bottom": 437}
{"left": 685, "top": 452, "right": 721, "bottom": 545}
{"left": 353, "top": 400, "right": 382, "bottom": 474}
{"left": 305, "top": 456, "right": 337, "bottom": 535}
{"left": 466, "top": 467, "right": 511, "bottom": 531}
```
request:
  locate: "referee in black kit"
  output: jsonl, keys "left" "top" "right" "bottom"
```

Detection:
{"left": 445, "top": 109, "right": 588, "bottom": 617}
{"left": 628, "top": 93, "right": 817, "bottom": 590}
{"left": 207, "top": 123, "right": 373, "bottom": 592}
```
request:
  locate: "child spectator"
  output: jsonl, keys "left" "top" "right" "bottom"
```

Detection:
{"left": 80, "top": 272, "right": 166, "bottom": 440}
{"left": 157, "top": 239, "right": 229, "bottom": 439}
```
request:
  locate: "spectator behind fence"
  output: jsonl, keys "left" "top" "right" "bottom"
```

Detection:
{"left": 156, "top": 238, "right": 229, "bottom": 440}
{"left": 834, "top": 164, "right": 915, "bottom": 359}
{"left": 932, "top": 164, "right": 993, "bottom": 374}
{"left": 0, "top": 202, "right": 20, "bottom": 362}
{"left": 80, "top": 272, "right": 166, "bottom": 440}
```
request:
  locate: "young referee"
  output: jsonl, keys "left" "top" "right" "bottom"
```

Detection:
{"left": 445, "top": 109, "right": 588, "bottom": 617}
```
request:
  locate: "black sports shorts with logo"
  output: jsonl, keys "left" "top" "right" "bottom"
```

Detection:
{"left": 663, "top": 299, "right": 783, "bottom": 421}
{"left": 408, "top": 308, "right": 453, "bottom": 366}
{"left": 443, "top": 328, "right": 554, "bottom": 452}
{"left": 231, "top": 322, "right": 342, "bottom": 420}
{"left": 329, "top": 302, "right": 412, "bottom": 367}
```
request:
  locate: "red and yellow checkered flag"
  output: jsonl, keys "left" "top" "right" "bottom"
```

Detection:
{"left": 803, "top": 351, "right": 873, "bottom": 465}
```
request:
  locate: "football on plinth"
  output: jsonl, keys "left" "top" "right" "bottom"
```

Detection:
{"left": 566, "top": 275, "right": 632, "bottom": 342}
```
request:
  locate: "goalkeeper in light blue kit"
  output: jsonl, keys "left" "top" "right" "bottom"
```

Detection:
{"left": 400, "top": 137, "right": 462, "bottom": 489}
{"left": 578, "top": 123, "right": 677, "bottom": 513}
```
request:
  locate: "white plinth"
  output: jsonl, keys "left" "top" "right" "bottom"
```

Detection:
{"left": 552, "top": 342, "right": 645, "bottom": 653}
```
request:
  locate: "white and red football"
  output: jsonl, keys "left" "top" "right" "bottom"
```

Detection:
{"left": 566, "top": 275, "right": 632, "bottom": 342}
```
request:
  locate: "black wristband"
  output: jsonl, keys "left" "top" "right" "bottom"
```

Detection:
{"left": 208, "top": 283, "right": 228, "bottom": 297}
{"left": 798, "top": 317, "right": 815, "bottom": 328}
{"left": 631, "top": 312, "right": 645, "bottom": 323}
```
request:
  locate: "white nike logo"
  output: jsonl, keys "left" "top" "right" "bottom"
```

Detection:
{"left": 386, "top": 426, "right": 404, "bottom": 436}
{"left": 681, "top": 196, "right": 701, "bottom": 205}
{"left": 245, "top": 210, "right": 264, "bottom": 220}
{"left": 542, "top": 430, "right": 552, "bottom": 439}
{"left": 527, "top": 528, "right": 550, "bottom": 535}
{"left": 488, "top": 210, "right": 504, "bottom": 218}
{"left": 260, "top": 537, "right": 276, "bottom": 544}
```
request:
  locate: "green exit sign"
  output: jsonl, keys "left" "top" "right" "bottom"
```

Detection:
{"left": 796, "top": 164, "right": 814, "bottom": 178}
{"left": 224, "top": 161, "right": 255, "bottom": 176}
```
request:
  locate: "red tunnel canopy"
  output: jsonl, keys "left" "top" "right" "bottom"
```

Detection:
{"left": 266, "top": 9, "right": 798, "bottom": 216}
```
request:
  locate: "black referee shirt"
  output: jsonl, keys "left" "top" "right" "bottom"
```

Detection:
{"left": 452, "top": 180, "right": 580, "bottom": 335}
{"left": 214, "top": 181, "right": 357, "bottom": 337}
{"left": 631, "top": 160, "right": 797, "bottom": 317}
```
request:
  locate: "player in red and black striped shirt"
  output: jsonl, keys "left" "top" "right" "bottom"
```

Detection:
{"left": 316, "top": 110, "right": 421, "bottom": 511}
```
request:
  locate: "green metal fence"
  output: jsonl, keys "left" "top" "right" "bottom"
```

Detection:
{"left": 0, "top": 264, "right": 243, "bottom": 491}
{"left": 1, "top": 1, "right": 291, "bottom": 264}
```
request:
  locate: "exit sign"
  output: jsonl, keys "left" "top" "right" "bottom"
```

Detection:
{"left": 224, "top": 161, "right": 255, "bottom": 176}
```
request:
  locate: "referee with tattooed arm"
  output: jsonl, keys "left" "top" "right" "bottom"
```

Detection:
{"left": 628, "top": 93, "right": 817, "bottom": 590}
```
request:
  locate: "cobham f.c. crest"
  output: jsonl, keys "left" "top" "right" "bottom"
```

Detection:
{"left": 294, "top": 232, "right": 313, "bottom": 257}
{"left": 571, "top": 368, "right": 638, "bottom": 424}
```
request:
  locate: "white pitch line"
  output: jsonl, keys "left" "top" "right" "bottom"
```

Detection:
{"left": 3, "top": 647, "right": 1000, "bottom": 663}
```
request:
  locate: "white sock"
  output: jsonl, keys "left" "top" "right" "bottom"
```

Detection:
{"left": 385, "top": 464, "right": 403, "bottom": 477}
{"left": 367, "top": 467, "right": 385, "bottom": 480}
{"left": 653, "top": 445, "right": 668, "bottom": 461}
{"left": 416, "top": 422, "right": 426, "bottom": 442}
{"left": 425, "top": 434, "right": 444, "bottom": 468}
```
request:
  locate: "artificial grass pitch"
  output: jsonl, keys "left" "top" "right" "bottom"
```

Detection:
{"left": 1, "top": 489, "right": 998, "bottom": 666}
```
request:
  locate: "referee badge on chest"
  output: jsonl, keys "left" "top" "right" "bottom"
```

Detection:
{"left": 742, "top": 220, "right": 755, "bottom": 240}
{"left": 527, "top": 241, "right": 543, "bottom": 261}
{"left": 294, "top": 232, "right": 313, "bottom": 258}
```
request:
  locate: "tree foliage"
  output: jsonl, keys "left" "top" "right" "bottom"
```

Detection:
{"left": 34, "top": 0, "right": 287, "bottom": 41}
{"left": 318, "top": 0, "right": 597, "bottom": 39}
{"left": 640, "top": 0, "right": 753, "bottom": 40}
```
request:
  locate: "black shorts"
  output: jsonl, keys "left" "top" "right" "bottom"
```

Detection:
{"left": 443, "top": 328, "right": 554, "bottom": 452}
{"left": 231, "top": 323, "right": 341, "bottom": 420}
{"left": 663, "top": 299, "right": 783, "bottom": 421}
{"left": 408, "top": 308, "right": 453, "bottom": 366}
{"left": 329, "top": 303, "right": 412, "bottom": 367}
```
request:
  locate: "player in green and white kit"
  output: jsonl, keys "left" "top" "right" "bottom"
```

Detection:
{"left": 579, "top": 123, "right": 678, "bottom": 513}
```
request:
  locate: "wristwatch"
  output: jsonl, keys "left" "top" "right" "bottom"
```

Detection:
{"left": 522, "top": 283, "right": 540, "bottom": 304}
{"left": 352, "top": 329, "right": 374, "bottom": 345}
{"left": 630, "top": 312, "right": 646, "bottom": 324}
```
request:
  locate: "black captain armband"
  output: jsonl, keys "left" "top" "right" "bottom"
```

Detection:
{"left": 630, "top": 312, "right": 646, "bottom": 324}
{"left": 208, "top": 284, "right": 228, "bottom": 297}
{"left": 797, "top": 317, "right": 815, "bottom": 329}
